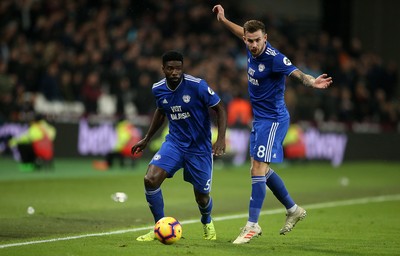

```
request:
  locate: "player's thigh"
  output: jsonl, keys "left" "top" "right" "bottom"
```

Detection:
{"left": 250, "top": 119, "right": 289, "bottom": 163}
{"left": 149, "top": 140, "right": 184, "bottom": 178}
{"left": 183, "top": 153, "right": 213, "bottom": 194}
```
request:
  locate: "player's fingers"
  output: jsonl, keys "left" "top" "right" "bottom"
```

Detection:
{"left": 131, "top": 146, "right": 141, "bottom": 154}
{"left": 212, "top": 5, "right": 221, "bottom": 11}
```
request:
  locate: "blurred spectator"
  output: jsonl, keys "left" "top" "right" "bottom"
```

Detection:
{"left": 372, "top": 88, "right": 398, "bottom": 127}
{"left": 39, "top": 62, "right": 61, "bottom": 101}
{"left": 227, "top": 92, "right": 252, "bottom": 128}
{"left": 59, "top": 70, "right": 79, "bottom": 102}
{"left": 338, "top": 87, "right": 354, "bottom": 122}
{"left": 9, "top": 114, "right": 56, "bottom": 171}
{"left": 115, "top": 76, "right": 134, "bottom": 117}
{"left": 353, "top": 80, "right": 372, "bottom": 122}
{"left": 81, "top": 71, "right": 102, "bottom": 115}
{"left": 133, "top": 72, "right": 156, "bottom": 116}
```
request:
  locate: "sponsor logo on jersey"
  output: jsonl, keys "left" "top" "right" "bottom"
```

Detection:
{"left": 170, "top": 105, "right": 191, "bottom": 120}
{"left": 171, "top": 112, "right": 191, "bottom": 120}
{"left": 248, "top": 75, "right": 259, "bottom": 86}
{"left": 248, "top": 67, "right": 255, "bottom": 76}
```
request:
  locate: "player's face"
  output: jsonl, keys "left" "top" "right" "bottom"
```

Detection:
{"left": 243, "top": 30, "right": 267, "bottom": 57}
{"left": 163, "top": 60, "right": 183, "bottom": 87}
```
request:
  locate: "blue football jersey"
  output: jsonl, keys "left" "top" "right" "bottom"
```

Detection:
{"left": 246, "top": 42, "right": 298, "bottom": 121}
{"left": 152, "top": 74, "right": 221, "bottom": 154}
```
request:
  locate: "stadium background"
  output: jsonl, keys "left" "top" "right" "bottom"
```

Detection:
{"left": 0, "top": 0, "right": 399, "bottom": 165}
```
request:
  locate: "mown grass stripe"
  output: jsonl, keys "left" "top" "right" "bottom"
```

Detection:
{"left": 1, "top": 194, "right": 399, "bottom": 249}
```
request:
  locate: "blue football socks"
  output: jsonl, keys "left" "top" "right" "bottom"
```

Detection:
{"left": 266, "top": 169, "right": 295, "bottom": 209}
{"left": 248, "top": 176, "right": 267, "bottom": 223}
{"left": 145, "top": 187, "right": 164, "bottom": 223}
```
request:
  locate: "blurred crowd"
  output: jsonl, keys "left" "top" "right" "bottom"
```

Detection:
{"left": 0, "top": 0, "right": 398, "bottom": 130}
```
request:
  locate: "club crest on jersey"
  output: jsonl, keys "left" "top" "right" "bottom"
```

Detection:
{"left": 258, "top": 64, "right": 265, "bottom": 72}
{"left": 208, "top": 87, "right": 215, "bottom": 95}
{"left": 182, "top": 95, "right": 191, "bottom": 103}
{"left": 153, "top": 154, "right": 161, "bottom": 160}
{"left": 283, "top": 57, "right": 292, "bottom": 66}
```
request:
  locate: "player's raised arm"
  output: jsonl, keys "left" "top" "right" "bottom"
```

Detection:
{"left": 212, "top": 4, "right": 244, "bottom": 39}
{"left": 290, "top": 70, "right": 333, "bottom": 89}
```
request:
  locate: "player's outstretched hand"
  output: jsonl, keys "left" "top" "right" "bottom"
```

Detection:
{"left": 131, "top": 139, "right": 148, "bottom": 155}
{"left": 314, "top": 74, "right": 333, "bottom": 89}
{"left": 212, "top": 4, "right": 225, "bottom": 21}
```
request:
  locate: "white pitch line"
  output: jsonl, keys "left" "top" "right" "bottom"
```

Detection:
{"left": 1, "top": 194, "right": 399, "bottom": 249}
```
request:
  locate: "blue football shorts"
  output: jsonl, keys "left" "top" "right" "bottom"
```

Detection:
{"left": 249, "top": 119, "right": 289, "bottom": 163}
{"left": 149, "top": 140, "right": 213, "bottom": 194}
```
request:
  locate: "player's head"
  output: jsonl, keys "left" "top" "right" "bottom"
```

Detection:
{"left": 243, "top": 20, "right": 267, "bottom": 57}
{"left": 162, "top": 50, "right": 184, "bottom": 88}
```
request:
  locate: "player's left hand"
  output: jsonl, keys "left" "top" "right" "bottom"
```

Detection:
{"left": 314, "top": 73, "right": 333, "bottom": 89}
{"left": 212, "top": 140, "right": 226, "bottom": 156}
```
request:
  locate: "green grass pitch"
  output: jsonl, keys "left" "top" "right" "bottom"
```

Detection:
{"left": 1, "top": 156, "right": 400, "bottom": 255}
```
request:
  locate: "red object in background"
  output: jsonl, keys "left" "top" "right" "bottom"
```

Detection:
{"left": 284, "top": 141, "right": 306, "bottom": 159}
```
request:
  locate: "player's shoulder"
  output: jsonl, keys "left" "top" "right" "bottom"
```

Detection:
{"left": 264, "top": 43, "right": 282, "bottom": 58}
{"left": 152, "top": 78, "right": 166, "bottom": 90}
{"left": 183, "top": 74, "right": 202, "bottom": 84}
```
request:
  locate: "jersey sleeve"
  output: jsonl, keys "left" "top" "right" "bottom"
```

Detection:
{"left": 272, "top": 53, "right": 298, "bottom": 76}
{"left": 151, "top": 86, "right": 161, "bottom": 109}
{"left": 198, "top": 80, "right": 221, "bottom": 107}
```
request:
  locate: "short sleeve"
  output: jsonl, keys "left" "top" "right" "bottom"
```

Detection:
{"left": 272, "top": 53, "right": 298, "bottom": 76}
{"left": 198, "top": 80, "right": 221, "bottom": 107}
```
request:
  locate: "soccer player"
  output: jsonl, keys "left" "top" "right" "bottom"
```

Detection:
{"left": 212, "top": 5, "right": 333, "bottom": 244}
{"left": 131, "top": 50, "right": 227, "bottom": 241}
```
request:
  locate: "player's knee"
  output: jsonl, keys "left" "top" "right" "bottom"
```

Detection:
{"left": 251, "top": 160, "right": 269, "bottom": 176}
{"left": 144, "top": 174, "right": 160, "bottom": 188}
{"left": 195, "top": 194, "right": 210, "bottom": 207}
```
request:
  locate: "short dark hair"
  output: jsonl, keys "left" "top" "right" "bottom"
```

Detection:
{"left": 243, "top": 20, "right": 266, "bottom": 34}
{"left": 162, "top": 50, "right": 183, "bottom": 65}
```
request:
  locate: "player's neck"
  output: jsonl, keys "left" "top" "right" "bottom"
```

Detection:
{"left": 166, "top": 77, "right": 183, "bottom": 91}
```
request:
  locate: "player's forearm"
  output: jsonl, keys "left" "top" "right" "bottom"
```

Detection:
{"left": 219, "top": 16, "right": 244, "bottom": 39}
{"left": 214, "top": 103, "right": 227, "bottom": 141}
{"left": 300, "top": 74, "right": 316, "bottom": 88}
{"left": 144, "top": 110, "right": 165, "bottom": 142}
{"left": 290, "top": 70, "right": 316, "bottom": 88}
{"left": 216, "top": 117, "right": 227, "bottom": 142}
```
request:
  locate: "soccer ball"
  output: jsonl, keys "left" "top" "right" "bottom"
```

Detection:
{"left": 154, "top": 217, "right": 182, "bottom": 245}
